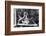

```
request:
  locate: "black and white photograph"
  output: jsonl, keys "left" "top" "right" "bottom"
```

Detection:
{"left": 14, "top": 8, "right": 39, "bottom": 27}
{"left": 11, "top": 5, "right": 42, "bottom": 31}
{"left": 5, "top": 1, "right": 45, "bottom": 35}
{"left": 5, "top": 1, "right": 45, "bottom": 34}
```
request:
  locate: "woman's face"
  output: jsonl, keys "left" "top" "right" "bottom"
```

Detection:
{"left": 24, "top": 12, "right": 28, "bottom": 16}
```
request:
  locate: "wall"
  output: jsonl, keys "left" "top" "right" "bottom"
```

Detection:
{"left": 0, "top": 0, "right": 46, "bottom": 36}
